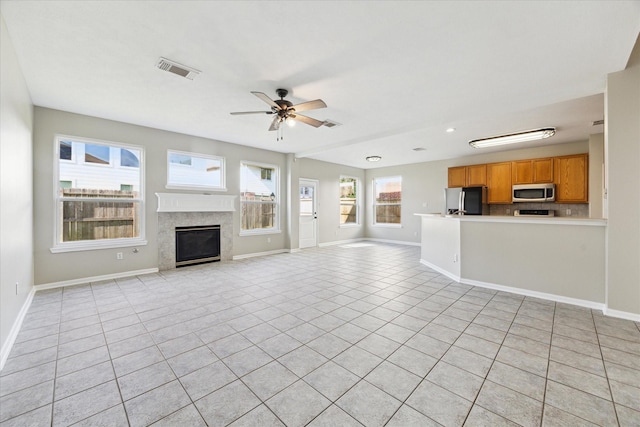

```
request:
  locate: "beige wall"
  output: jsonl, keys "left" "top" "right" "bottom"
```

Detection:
{"left": 605, "top": 35, "right": 640, "bottom": 316}
{"left": 33, "top": 108, "right": 289, "bottom": 285}
{"left": 0, "top": 15, "right": 34, "bottom": 364}
{"left": 460, "top": 220, "right": 606, "bottom": 303}
{"left": 588, "top": 133, "right": 605, "bottom": 218}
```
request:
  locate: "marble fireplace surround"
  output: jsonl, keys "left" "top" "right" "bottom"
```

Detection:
{"left": 156, "top": 193, "right": 236, "bottom": 270}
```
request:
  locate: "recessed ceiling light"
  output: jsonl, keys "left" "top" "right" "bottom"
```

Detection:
{"left": 366, "top": 156, "right": 382, "bottom": 162}
{"left": 412, "top": 147, "right": 427, "bottom": 152}
{"left": 469, "top": 127, "right": 556, "bottom": 148}
{"left": 446, "top": 128, "right": 456, "bottom": 133}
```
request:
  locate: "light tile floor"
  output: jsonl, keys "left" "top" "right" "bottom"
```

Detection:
{"left": 1, "top": 242, "right": 639, "bottom": 426}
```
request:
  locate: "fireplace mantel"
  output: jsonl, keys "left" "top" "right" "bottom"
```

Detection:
{"left": 156, "top": 193, "right": 236, "bottom": 213}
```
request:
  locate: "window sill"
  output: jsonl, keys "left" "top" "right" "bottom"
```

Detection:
{"left": 371, "top": 223, "right": 402, "bottom": 228}
{"left": 50, "top": 238, "right": 148, "bottom": 253}
{"left": 239, "top": 229, "right": 282, "bottom": 237}
{"left": 339, "top": 224, "right": 361, "bottom": 228}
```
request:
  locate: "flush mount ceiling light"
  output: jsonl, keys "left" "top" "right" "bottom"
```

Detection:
{"left": 469, "top": 127, "right": 556, "bottom": 148}
{"left": 446, "top": 127, "right": 456, "bottom": 133}
{"left": 412, "top": 147, "right": 426, "bottom": 152}
{"left": 366, "top": 155, "right": 382, "bottom": 162}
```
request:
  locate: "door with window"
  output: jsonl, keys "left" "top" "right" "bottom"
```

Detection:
{"left": 299, "top": 179, "right": 318, "bottom": 248}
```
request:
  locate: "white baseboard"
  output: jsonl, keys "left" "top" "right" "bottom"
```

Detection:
{"left": 34, "top": 268, "right": 159, "bottom": 291}
{"left": 461, "top": 277, "right": 606, "bottom": 312}
{"left": 364, "top": 238, "right": 421, "bottom": 247}
{"left": 602, "top": 307, "right": 640, "bottom": 322}
{"left": 232, "top": 249, "right": 289, "bottom": 260}
{"left": 419, "top": 259, "right": 461, "bottom": 282}
{"left": 1, "top": 288, "right": 35, "bottom": 371}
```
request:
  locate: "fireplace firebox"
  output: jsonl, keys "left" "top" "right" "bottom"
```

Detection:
{"left": 175, "top": 224, "right": 221, "bottom": 267}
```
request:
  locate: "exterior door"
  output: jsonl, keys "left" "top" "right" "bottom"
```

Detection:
{"left": 299, "top": 179, "right": 318, "bottom": 248}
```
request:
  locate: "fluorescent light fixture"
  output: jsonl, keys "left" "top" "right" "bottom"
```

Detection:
{"left": 469, "top": 127, "right": 555, "bottom": 148}
{"left": 366, "top": 155, "right": 382, "bottom": 162}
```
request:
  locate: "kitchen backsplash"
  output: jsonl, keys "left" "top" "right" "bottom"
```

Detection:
{"left": 489, "top": 203, "right": 589, "bottom": 218}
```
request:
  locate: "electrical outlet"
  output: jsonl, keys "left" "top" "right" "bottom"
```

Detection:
{"left": 453, "top": 254, "right": 458, "bottom": 262}
{"left": 267, "top": 237, "right": 271, "bottom": 243}
{"left": 116, "top": 252, "right": 123, "bottom": 260}
{"left": 566, "top": 209, "right": 572, "bottom": 216}
{"left": 506, "top": 208, "right": 510, "bottom": 215}
{"left": 15, "top": 282, "right": 19, "bottom": 295}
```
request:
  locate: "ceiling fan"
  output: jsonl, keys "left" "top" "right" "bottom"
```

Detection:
{"left": 230, "top": 89, "right": 327, "bottom": 132}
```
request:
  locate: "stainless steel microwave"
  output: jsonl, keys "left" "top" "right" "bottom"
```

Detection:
{"left": 512, "top": 183, "right": 555, "bottom": 202}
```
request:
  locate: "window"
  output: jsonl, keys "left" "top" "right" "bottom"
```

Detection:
{"left": 167, "top": 150, "right": 225, "bottom": 190}
{"left": 59, "top": 141, "right": 72, "bottom": 161}
{"left": 240, "top": 162, "right": 279, "bottom": 234}
{"left": 53, "top": 136, "right": 145, "bottom": 252}
{"left": 340, "top": 176, "right": 359, "bottom": 225}
{"left": 261, "top": 168, "right": 272, "bottom": 180}
{"left": 373, "top": 176, "right": 402, "bottom": 225}
{"left": 84, "top": 144, "right": 110, "bottom": 165}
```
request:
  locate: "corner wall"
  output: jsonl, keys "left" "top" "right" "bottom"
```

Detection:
{"left": 605, "top": 34, "right": 640, "bottom": 318}
{"left": 0, "top": 15, "right": 34, "bottom": 366}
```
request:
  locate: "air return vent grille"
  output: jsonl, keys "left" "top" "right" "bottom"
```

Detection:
{"left": 156, "top": 57, "right": 201, "bottom": 80}
{"left": 322, "top": 120, "right": 341, "bottom": 128}
{"left": 592, "top": 119, "right": 604, "bottom": 126}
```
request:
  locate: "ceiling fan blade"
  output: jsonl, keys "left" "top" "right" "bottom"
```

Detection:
{"left": 230, "top": 111, "right": 272, "bottom": 115}
{"left": 251, "top": 91, "right": 281, "bottom": 110}
{"left": 268, "top": 116, "right": 281, "bottom": 131}
{"left": 290, "top": 99, "right": 327, "bottom": 112}
{"left": 291, "top": 114, "right": 325, "bottom": 128}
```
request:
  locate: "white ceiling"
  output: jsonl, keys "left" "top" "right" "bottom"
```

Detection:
{"left": 2, "top": 1, "right": 639, "bottom": 169}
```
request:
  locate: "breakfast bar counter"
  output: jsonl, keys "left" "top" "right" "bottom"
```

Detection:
{"left": 415, "top": 213, "right": 607, "bottom": 308}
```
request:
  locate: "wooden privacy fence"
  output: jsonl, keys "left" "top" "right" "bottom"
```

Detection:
{"left": 61, "top": 189, "right": 137, "bottom": 241}
{"left": 241, "top": 193, "right": 276, "bottom": 230}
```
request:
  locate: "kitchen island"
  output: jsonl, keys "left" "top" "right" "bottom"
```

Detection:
{"left": 415, "top": 214, "right": 607, "bottom": 309}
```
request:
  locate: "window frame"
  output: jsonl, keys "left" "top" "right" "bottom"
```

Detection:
{"left": 339, "top": 176, "right": 360, "bottom": 227}
{"left": 372, "top": 175, "right": 402, "bottom": 228}
{"left": 166, "top": 149, "right": 226, "bottom": 191}
{"left": 239, "top": 160, "right": 280, "bottom": 236}
{"left": 51, "top": 134, "right": 147, "bottom": 253}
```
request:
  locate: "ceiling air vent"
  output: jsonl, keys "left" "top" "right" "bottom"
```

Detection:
{"left": 156, "top": 57, "right": 201, "bottom": 80}
{"left": 322, "top": 120, "right": 341, "bottom": 128}
{"left": 592, "top": 119, "right": 604, "bottom": 126}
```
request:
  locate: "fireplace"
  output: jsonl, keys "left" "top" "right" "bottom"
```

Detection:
{"left": 175, "top": 224, "right": 220, "bottom": 267}
{"left": 156, "top": 193, "right": 236, "bottom": 270}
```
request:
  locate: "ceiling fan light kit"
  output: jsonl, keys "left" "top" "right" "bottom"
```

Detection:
{"left": 469, "top": 127, "right": 556, "bottom": 148}
{"left": 230, "top": 89, "right": 329, "bottom": 141}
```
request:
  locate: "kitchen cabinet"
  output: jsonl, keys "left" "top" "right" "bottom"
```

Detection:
{"left": 448, "top": 166, "right": 466, "bottom": 188}
{"left": 512, "top": 158, "right": 554, "bottom": 184}
{"left": 466, "top": 164, "right": 487, "bottom": 186}
{"left": 487, "top": 162, "right": 512, "bottom": 204}
{"left": 555, "top": 154, "right": 588, "bottom": 203}
{"left": 448, "top": 164, "right": 486, "bottom": 187}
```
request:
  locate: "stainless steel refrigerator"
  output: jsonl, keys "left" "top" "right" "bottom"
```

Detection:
{"left": 444, "top": 186, "right": 488, "bottom": 215}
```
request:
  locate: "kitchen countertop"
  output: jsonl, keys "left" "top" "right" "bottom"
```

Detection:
{"left": 415, "top": 213, "right": 607, "bottom": 226}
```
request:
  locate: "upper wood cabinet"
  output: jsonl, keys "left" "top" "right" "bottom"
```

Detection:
{"left": 487, "top": 162, "right": 512, "bottom": 204}
{"left": 555, "top": 154, "right": 588, "bottom": 203}
{"left": 512, "top": 158, "right": 554, "bottom": 184}
{"left": 448, "top": 166, "right": 466, "bottom": 188}
{"left": 448, "top": 164, "right": 486, "bottom": 187}
{"left": 533, "top": 158, "right": 554, "bottom": 183}
{"left": 467, "top": 164, "right": 487, "bottom": 186}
